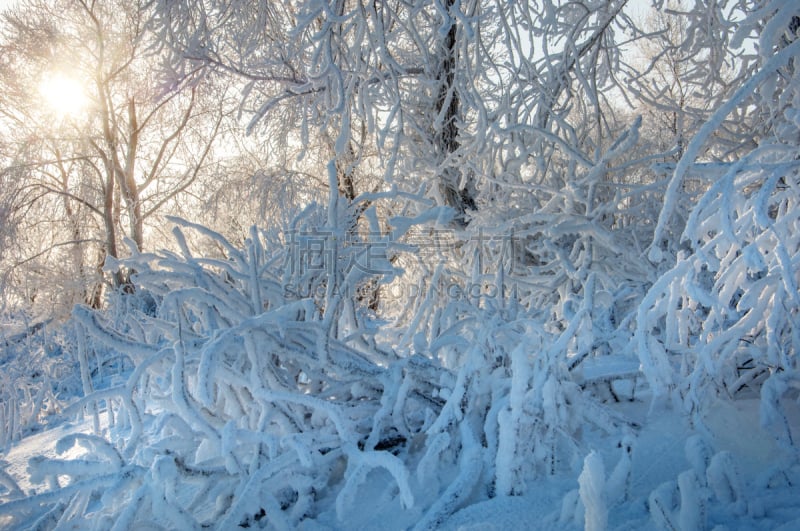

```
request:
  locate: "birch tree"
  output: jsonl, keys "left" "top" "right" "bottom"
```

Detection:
{"left": 0, "top": 0, "right": 232, "bottom": 311}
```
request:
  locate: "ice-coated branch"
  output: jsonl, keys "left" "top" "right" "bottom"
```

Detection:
{"left": 649, "top": 39, "right": 800, "bottom": 262}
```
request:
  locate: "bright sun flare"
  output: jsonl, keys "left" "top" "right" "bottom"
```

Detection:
{"left": 38, "top": 73, "right": 89, "bottom": 118}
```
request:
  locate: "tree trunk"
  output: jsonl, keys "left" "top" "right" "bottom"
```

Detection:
{"left": 103, "top": 158, "right": 125, "bottom": 289}
{"left": 435, "top": 0, "right": 475, "bottom": 225}
{"left": 122, "top": 98, "right": 144, "bottom": 252}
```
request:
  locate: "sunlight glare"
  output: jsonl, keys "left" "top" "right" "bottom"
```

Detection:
{"left": 38, "top": 73, "right": 88, "bottom": 118}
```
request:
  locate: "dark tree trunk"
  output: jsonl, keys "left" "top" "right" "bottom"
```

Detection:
{"left": 434, "top": 0, "right": 476, "bottom": 225}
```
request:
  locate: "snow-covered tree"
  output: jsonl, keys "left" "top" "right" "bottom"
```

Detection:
{"left": 637, "top": 0, "right": 800, "bottom": 424}
{"left": 0, "top": 0, "right": 233, "bottom": 313}
{"left": 2, "top": 0, "right": 800, "bottom": 529}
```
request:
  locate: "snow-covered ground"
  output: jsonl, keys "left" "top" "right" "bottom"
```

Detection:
{"left": 2, "top": 384, "right": 799, "bottom": 529}
{"left": 2, "top": 419, "right": 98, "bottom": 494}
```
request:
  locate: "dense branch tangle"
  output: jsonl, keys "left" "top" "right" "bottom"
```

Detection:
{"left": 155, "top": 0, "right": 635, "bottom": 225}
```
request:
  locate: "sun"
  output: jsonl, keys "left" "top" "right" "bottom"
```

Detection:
{"left": 38, "top": 73, "right": 89, "bottom": 118}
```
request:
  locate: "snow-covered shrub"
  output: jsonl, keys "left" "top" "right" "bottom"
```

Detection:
{"left": 648, "top": 480, "right": 678, "bottom": 531}
{"left": 635, "top": 4, "right": 800, "bottom": 427}
{"left": 578, "top": 451, "right": 608, "bottom": 531}
{"left": 0, "top": 318, "right": 78, "bottom": 451}
{"left": 366, "top": 115, "right": 653, "bottom": 523}
{"left": 0, "top": 192, "right": 641, "bottom": 528}
{"left": 475, "top": 117, "right": 654, "bottom": 330}
{"left": 636, "top": 150, "right": 800, "bottom": 409}
{"left": 384, "top": 229, "right": 634, "bottom": 526}
{"left": 0, "top": 204, "right": 450, "bottom": 527}
{"left": 399, "top": 117, "right": 654, "bottom": 514}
